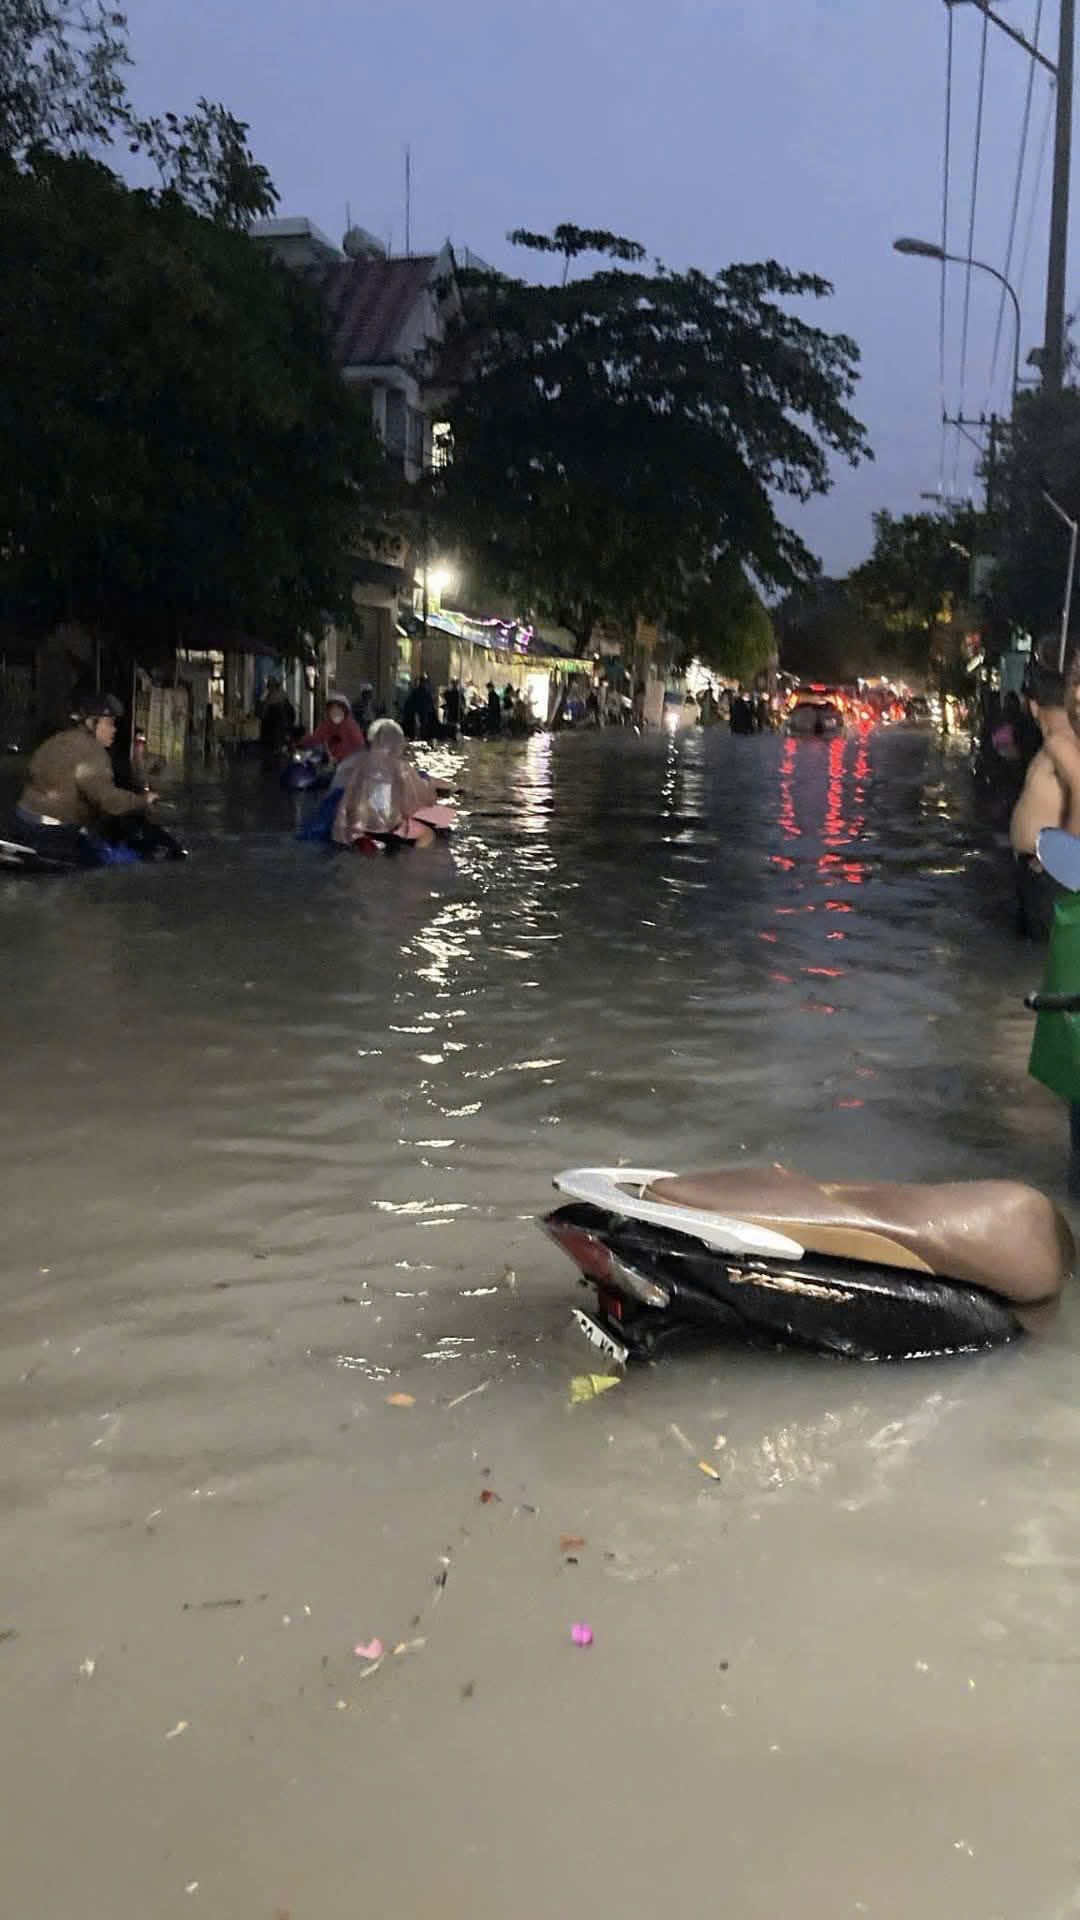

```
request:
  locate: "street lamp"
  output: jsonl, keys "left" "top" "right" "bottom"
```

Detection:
{"left": 893, "top": 236, "right": 1022, "bottom": 409}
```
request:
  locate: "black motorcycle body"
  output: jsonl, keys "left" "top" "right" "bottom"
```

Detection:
{"left": 541, "top": 1166, "right": 1070, "bottom": 1364}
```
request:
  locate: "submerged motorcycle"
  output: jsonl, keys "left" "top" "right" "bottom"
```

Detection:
{"left": 541, "top": 1163, "right": 1071, "bottom": 1363}
{"left": 280, "top": 746, "right": 333, "bottom": 793}
{"left": 0, "top": 815, "right": 187, "bottom": 873}
{"left": 542, "top": 828, "right": 1080, "bottom": 1365}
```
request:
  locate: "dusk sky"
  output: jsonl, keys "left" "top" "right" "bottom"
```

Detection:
{"left": 126, "top": 0, "right": 1070, "bottom": 579}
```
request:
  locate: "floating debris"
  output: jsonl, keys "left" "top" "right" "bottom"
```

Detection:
{"left": 386, "top": 1392, "right": 416, "bottom": 1408}
{"left": 353, "top": 1639, "right": 384, "bottom": 1662}
{"left": 668, "top": 1424, "right": 696, "bottom": 1455}
{"left": 446, "top": 1380, "right": 491, "bottom": 1410}
{"left": 78, "top": 1657, "right": 96, "bottom": 1678}
{"left": 479, "top": 1488, "right": 501, "bottom": 1505}
{"left": 560, "top": 1534, "right": 586, "bottom": 1552}
{"left": 165, "top": 1720, "right": 189, "bottom": 1740}
{"left": 698, "top": 1460, "right": 722, "bottom": 1481}
{"left": 571, "top": 1623, "right": 594, "bottom": 1648}
{"left": 569, "top": 1374, "right": 621, "bottom": 1405}
{"left": 182, "top": 1598, "right": 244, "bottom": 1612}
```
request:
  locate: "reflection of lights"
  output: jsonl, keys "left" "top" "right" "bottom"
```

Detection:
{"left": 428, "top": 565, "right": 456, "bottom": 599}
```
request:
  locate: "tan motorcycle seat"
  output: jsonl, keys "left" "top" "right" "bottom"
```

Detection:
{"left": 644, "top": 1166, "right": 1071, "bottom": 1306}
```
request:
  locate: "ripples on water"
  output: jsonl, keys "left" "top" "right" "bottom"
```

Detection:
{"left": 0, "top": 725, "right": 1070, "bottom": 1407}
{"left": 6, "top": 724, "right": 1080, "bottom": 1917}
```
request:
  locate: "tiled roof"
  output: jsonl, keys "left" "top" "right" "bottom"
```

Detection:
{"left": 302, "top": 255, "right": 437, "bottom": 369}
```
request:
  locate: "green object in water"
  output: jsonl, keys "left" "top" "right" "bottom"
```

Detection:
{"left": 1030, "top": 893, "right": 1080, "bottom": 1102}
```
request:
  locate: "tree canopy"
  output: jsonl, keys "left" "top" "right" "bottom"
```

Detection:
{"left": 668, "top": 558, "right": 775, "bottom": 684}
{"left": 0, "top": 151, "right": 388, "bottom": 654}
{"left": 844, "top": 505, "right": 976, "bottom": 681}
{"left": 775, "top": 578, "right": 885, "bottom": 682}
{"left": 435, "top": 226, "right": 871, "bottom": 655}
{"left": 0, "top": 0, "right": 276, "bottom": 225}
{"left": 984, "top": 387, "right": 1080, "bottom": 648}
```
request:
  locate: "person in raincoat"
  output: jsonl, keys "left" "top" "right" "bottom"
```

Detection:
{"left": 332, "top": 718, "right": 454, "bottom": 850}
{"left": 299, "top": 691, "right": 366, "bottom": 764}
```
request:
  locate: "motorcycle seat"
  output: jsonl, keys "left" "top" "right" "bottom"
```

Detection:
{"left": 645, "top": 1166, "right": 1071, "bottom": 1305}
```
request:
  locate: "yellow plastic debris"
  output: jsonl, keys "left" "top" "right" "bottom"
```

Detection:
{"left": 569, "top": 1373, "right": 622, "bottom": 1404}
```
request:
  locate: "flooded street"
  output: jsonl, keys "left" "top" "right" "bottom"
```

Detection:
{"left": 3, "top": 723, "right": 1080, "bottom": 1920}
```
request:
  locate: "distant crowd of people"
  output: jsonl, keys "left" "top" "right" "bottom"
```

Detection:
{"left": 256, "top": 671, "right": 539, "bottom": 758}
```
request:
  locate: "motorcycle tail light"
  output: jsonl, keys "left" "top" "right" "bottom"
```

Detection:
{"left": 541, "top": 1216, "right": 614, "bottom": 1282}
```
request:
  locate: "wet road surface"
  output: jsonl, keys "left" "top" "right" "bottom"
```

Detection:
{"left": 2, "top": 723, "right": 1079, "bottom": 1919}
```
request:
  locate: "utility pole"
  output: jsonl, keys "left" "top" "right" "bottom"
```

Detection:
{"left": 1045, "top": 0, "right": 1075, "bottom": 390}
{"left": 941, "top": 411, "right": 1001, "bottom": 507}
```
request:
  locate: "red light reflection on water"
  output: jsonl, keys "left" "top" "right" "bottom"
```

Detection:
{"left": 767, "top": 735, "right": 877, "bottom": 1003}
{"left": 777, "top": 736, "right": 870, "bottom": 885}
{"left": 778, "top": 738, "right": 800, "bottom": 840}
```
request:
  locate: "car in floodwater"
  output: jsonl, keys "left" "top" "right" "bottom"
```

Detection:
{"left": 786, "top": 698, "right": 845, "bottom": 738}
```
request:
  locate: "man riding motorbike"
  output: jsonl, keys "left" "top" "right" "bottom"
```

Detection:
{"left": 16, "top": 693, "right": 160, "bottom": 864}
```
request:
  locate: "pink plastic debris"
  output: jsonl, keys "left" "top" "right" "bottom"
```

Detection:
{"left": 571, "top": 1623, "right": 594, "bottom": 1648}
{"left": 353, "top": 1638, "right": 384, "bottom": 1661}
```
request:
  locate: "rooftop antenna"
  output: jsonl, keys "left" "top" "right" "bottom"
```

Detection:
{"left": 405, "top": 145, "right": 411, "bottom": 258}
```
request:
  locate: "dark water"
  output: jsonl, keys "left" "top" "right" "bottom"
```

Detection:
{"left": 2, "top": 724, "right": 1079, "bottom": 1920}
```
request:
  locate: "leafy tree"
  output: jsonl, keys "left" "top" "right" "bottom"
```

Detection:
{"left": 848, "top": 506, "right": 975, "bottom": 677}
{"left": 987, "top": 386, "right": 1080, "bottom": 649}
{"left": 0, "top": 151, "right": 387, "bottom": 655}
{"left": 436, "top": 227, "right": 871, "bottom": 656}
{"left": 669, "top": 558, "right": 775, "bottom": 683}
{"left": 0, "top": 0, "right": 129, "bottom": 156}
{"left": 0, "top": 0, "right": 276, "bottom": 224}
{"left": 775, "top": 578, "right": 883, "bottom": 682}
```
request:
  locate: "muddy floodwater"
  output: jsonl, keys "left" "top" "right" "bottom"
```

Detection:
{"left": 3, "top": 724, "right": 1080, "bottom": 1920}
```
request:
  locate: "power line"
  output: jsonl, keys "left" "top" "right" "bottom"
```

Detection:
{"left": 985, "top": 0, "right": 1044, "bottom": 409}
{"left": 955, "top": 1, "right": 992, "bottom": 490}
{"left": 1018, "top": 79, "right": 1056, "bottom": 302}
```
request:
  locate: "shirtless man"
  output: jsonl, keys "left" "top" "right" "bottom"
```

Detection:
{"left": 1010, "top": 661, "right": 1072, "bottom": 938}
{"left": 1042, "top": 655, "right": 1080, "bottom": 830}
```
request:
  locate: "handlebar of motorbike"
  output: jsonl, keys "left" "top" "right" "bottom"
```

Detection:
{"left": 1025, "top": 991, "right": 1080, "bottom": 1014}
